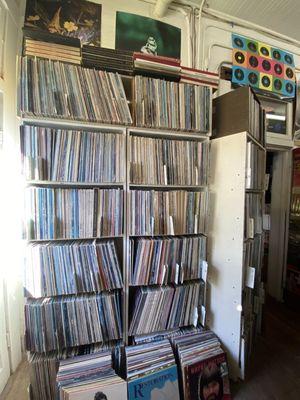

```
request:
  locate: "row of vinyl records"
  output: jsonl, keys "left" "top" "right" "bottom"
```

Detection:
{"left": 20, "top": 57, "right": 211, "bottom": 133}
{"left": 21, "top": 125, "right": 209, "bottom": 185}
{"left": 25, "top": 281, "right": 204, "bottom": 352}
{"left": 24, "top": 188, "right": 207, "bottom": 239}
{"left": 29, "top": 329, "right": 231, "bottom": 400}
{"left": 25, "top": 236, "right": 207, "bottom": 298}
{"left": 245, "top": 192, "right": 263, "bottom": 239}
{"left": 24, "top": 188, "right": 123, "bottom": 239}
{"left": 246, "top": 141, "right": 266, "bottom": 190}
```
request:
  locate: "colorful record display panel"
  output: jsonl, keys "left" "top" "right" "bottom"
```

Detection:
{"left": 232, "top": 33, "right": 296, "bottom": 98}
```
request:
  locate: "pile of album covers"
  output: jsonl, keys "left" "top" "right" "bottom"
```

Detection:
{"left": 130, "top": 236, "right": 207, "bottom": 286}
{"left": 24, "top": 187, "right": 123, "bottom": 239}
{"left": 133, "top": 52, "right": 181, "bottom": 80}
{"left": 180, "top": 66, "right": 219, "bottom": 89}
{"left": 82, "top": 45, "right": 134, "bottom": 76}
{"left": 21, "top": 125, "right": 125, "bottom": 183}
{"left": 172, "top": 330, "right": 231, "bottom": 400}
{"left": 134, "top": 75, "right": 211, "bottom": 132}
{"left": 25, "top": 293, "right": 122, "bottom": 352}
{"left": 133, "top": 325, "right": 203, "bottom": 345}
{"left": 129, "top": 190, "right": 208, "bottom": 236}
{"left": 25, "top": 240, "right": 123, "bottom": 297}
{"left": 20, "top": 57, "right": 132, "bottom": 124}
{"left": 129, "top": 281, "right": 205, "bottom": 335}
{"left": 129, "top": 135, "right": 209, "bottom": 185}
{"left": 29, "top": 343, "right": 116, "bottom": 400}
{"left": 125, "top": 340, "right": 180, "bottom": 400}
{"left": 23, "top": 28, "right": 81, "bottom": 65}
{"left": 57, "top": 351, "right": 126, "bottom": 400}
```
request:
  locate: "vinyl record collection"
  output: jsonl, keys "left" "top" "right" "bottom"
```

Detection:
{"left": 82, "top": 45, "right": 134, "bottom": 76}
{"left": 29, "top": 343, "right": 118, "bottom": 400}
{"left": 130, "top": 190, "right": 207, "bottom": 236}
{"left": 21, "top": 125, "right": 125, "bottom": 183}
{"left": 25, "top": 240, "right": 123, "bottom": 298}
{"left": 134, "top": 76, "right": 211, "bottom": 132}
{"left": 133, "top": 52, "right": 181, "bottom": 80}
{"left": 20, "top": 57, "right": 132, "bottom": 124}
{"left": 125, "top": 340, "right": 180, "bottom": 400}
{"left": 246, "top": 141, "right": 265, "bottom": 189}
{"left": 57, "top": 351, "right": 126, "bottom": 400}
{"left": 245, "top": 193, "right": 263, "bottom": 239}
{"left": 130, "top": 236, "right": 207, "bottom": 286}
{"left": 172, "top": 330, "right": 231, "bottom": 400}
{"left": 180, "top": 66, "right": 219, "bottom": 88}
{"left": 130, "top": 135, "right": 209, "bottom": 185}
{"left": 22, "top": 28, "right": 81, "bottom": 65}
{"left": 133, "top": 325, "right": 203, "bottom": 345}
{"left": 19, "top": 17, "right": 213, "bottom": 400}
{"left": 25, "top": 293, "right": 122, "bottom": 352}
{"left": 129, "top": 282, "right": 204, "bottom": 336}
{"left": 24, "top": 187, "right": 123, "bottom": 239}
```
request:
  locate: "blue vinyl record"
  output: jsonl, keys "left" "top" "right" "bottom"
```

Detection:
{"left": 232, "top": 65, "right": 248, "bottom": 85}
{"left": 282, "top": 79, "right": 295, "bottom": 97}
{"left": 232, "top": 34, "right": 247, "bottom": 50}
{"left": 281, "top": 50, "right": 295, "bottom": 67}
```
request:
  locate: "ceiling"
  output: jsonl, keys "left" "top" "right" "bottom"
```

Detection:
{"left": 203, "top": 0, "right": 300, "bottom": 42}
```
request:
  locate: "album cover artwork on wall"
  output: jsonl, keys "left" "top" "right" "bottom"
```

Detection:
{"left": 231, "top": 33, "right": 296, "bottom": 97}
{"left": 24, "top": 0, "right": 101, "bottom": 46}
{"left": 115, "top": 11, "right": 181, "bottom": 59}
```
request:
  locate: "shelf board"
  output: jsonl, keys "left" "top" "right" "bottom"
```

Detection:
{"left": 25, "top": 287, "right": 123, "bottom": 300}
{"left": 246, "top": 133, "right": 266, "bottom": 151}
{"left": 129, "top": 183, "right": 206, "bottom": 191}
{"left": 245, "top": 188, "right": 265, "bottom": 193}
{"left": 129, "top": 278, "right": 203, "bottom": 288}
{"left": 26, "top": 235, "right": 125, "bottom": 243}
{"left": 26, "top": 180, "right": 125, "bottom": 188}
{"left": 129, "top": 232, "right": 207, "bottom": 238}
{"left": 128, "top": 127, "right": 209, "bottom": 141}
{"left": 19, "top": 115, "right": 128, "bottom": 133}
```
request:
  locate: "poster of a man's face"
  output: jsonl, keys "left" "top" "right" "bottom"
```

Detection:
{"left": 198, "top": 363, "right": 223, "bottom": 400}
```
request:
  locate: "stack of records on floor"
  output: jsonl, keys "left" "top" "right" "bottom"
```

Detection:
{"left": 57, "top": 350, "right": 126, "bottom": 400}
{"left": 180, "top": 66, "right": 219, "bottom": 89}
{"left": 20, "top": 57, "right": 132, "bottom": 124}
{"left": 125, "top": 340, "right": 180, "bottom": 399}
{"left": 29, "top": 343, "right": 119, "bottom": 400}
{"left": 129, "top": 281, "right": 205, "bottom": 336}
{"left": 172, "top": 330, "right": 231, "bottom": 400}
{"left": 133, "top": 52, "right": 181, "bottom": 80}
{"left": 22, "top": 28, "right": 81, "bottom": 64}
{"left": 82, "top": 45, "right": 134, "bottom": 76}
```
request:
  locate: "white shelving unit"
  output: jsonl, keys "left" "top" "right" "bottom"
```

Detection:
{"left": 208, "top": 131, "right": 266, "bottom": 380}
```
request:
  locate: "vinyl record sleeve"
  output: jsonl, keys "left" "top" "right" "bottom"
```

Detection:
{"left": 128, "top": 365, "right": 180, "bottom": 400}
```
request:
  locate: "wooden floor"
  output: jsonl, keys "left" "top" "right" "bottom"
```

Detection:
{"left": 1, "top": 297, "right": 299, "bottom": 400}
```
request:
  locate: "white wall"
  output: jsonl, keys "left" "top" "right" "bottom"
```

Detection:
{"left": 0, "top": 0, "right": 24, "bottom": 383}
{"left": 199, "top": 14, "right": 300, "bottom": 72}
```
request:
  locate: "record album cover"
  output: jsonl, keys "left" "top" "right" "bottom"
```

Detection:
{"left": 128, "top": 365, "right": 180, "bottom": 400}
{"left": 64, "top": 379, "right": 127, "bottom": 400}
{"left": 115, "top": 12, "right": 181, "bottom": 59}
{"left": 185, "top": 352, "right": 231, "bottom": 400}
{"left": 24, "top": 0, "right": 101, "bottom": 46}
